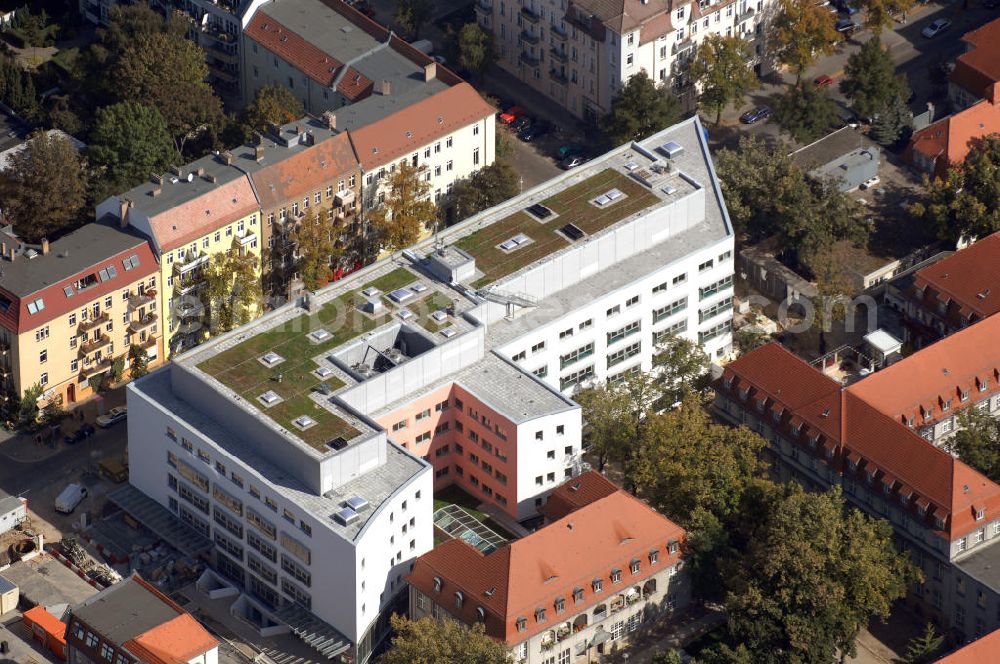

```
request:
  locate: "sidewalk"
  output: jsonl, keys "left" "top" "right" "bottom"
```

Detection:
{"left": 0, "top": 386, "right": 126, "bottom": 464}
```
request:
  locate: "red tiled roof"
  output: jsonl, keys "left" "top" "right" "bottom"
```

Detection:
{"left": 846, "top": 314, "right": 1000, "bottom": 426}
{"left": 949, "top": 18, "right": 1000, "bottom": 99}
{"left": 638, "top": 12, "right": 673, "bottom": 45}
{"left": 935, "top": 627, "right": 1000, "bottom": 662}
{"left": 148, "top": 176, "right": 259, "bottom": 252}
{"left": 252, "top": 132, "right": 360, "bottom": 211}
{"left": 719, "top": 342, "right": 1000, "bottom": 540}
{"left": 911, "top": 232, "right": 1000, "bottom": 321}
{"left": 540, "top": 471, "right": 619, "bottom": 521}
{"left": 906, "top": 99, "right": 1000, "bottom": 176}
{"left": 407, "top": 483, "right": 685, "bottom": 644}
{"left": 349, "top": 83, "right": 495, "bottom": 170}
{"left": 124, "top": 615, "right": 218, "bottom": 664}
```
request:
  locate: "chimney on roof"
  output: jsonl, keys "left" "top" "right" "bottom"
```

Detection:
{"left": 323, "top": 110, "right": 337, "bottom": 131}
{"left": 204, "top": 173, "right": 218, "bottom": 183}
{"left": 381, "top": 79, "right": 391, "bottom": 96}
{"left": 255, "top": 145, "right": 265, "bottom": 162}
{"left": 151, "top": 173, "right": 163, "bottom": 185}
{"left": 40, "top": 238, "right": 49, "bottom": 255}
{"left": 196, "top": 167, "right": 205, "bottom": 177}
{"left": 172, "top": 165, "right": 183, "bottom": 177}
{"left": 221, "top": 150, "right": 234, "bottom": 165}
{"left": 152, "top": 187, "right": 162, "bottom": 197}
{"left": 989, "top": 81, "right": 1000, "bottom": 105}
{"left": 423, "top": 62, "right": 437, "bottom": 82}
{"left": 119, "top": 198, "right": 131, "bottom": 229}
{"left": 2, "top": 242, "right": 7, "bottom": 258}
{"left": 267, "top": 121, "right": 281, "bottom": 139}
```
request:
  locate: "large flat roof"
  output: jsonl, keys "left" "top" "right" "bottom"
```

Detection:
{"left": 72, "top": 576, "right": 180, "bottom": 644}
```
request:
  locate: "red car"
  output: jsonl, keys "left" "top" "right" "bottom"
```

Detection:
{"left": 499, "top": 106, "right": 527, "bottom": 124}
{"left": 814, "top": 74, "right": 834, "bottom": 88}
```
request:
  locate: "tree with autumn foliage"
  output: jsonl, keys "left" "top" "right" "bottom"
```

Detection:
{"left": 292, "top": 208, "right": 340, "bottom": 291}
{"left": 378, "top": 615, "right": 511, "bottom": 664}
{"left": 690, "top": 35, "right": 758, "bottom": 124}
{"left": 368, "top": 161, "right": 437, "bottom": 253}
{"left": 768, "top": 0, "right": 840, "bottom": 83}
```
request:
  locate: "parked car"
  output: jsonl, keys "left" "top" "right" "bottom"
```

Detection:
{"left": 96, "top": 406, "right": 127, "bottom": 428}
{"left": 835, "top": 17, "right": 861, "bottom": 34}
{"left": 512, "top": 115, "right": 533, "bottom": 131}
{"left": 814, "top": 74, "right": 834, "bottom": 88}
{"left": 519, "top": 122, "right": 550, "bottom": 141}
{"left": 922, "top": 19, "right": 951, "bottom": 38}
{"left": 560, "top": 155, "right": 588, "bottom": 169}
{"left": 499, "top": 106, "right": 527, "bottom": 124}
{"left": 557, "top": 143, "right": 583, "bottom": 159}
{"left": 739, "top": 106, "right": 770, "bottom": 124}
{"left": 55, "top": 483, "right": 88, "bottom": 514}
{"left": 63, "top": 423, "right": 95, "bottom": 445}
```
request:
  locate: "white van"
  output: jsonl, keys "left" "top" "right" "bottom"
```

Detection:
{"left": 55, "top": 483, "right": 88, "bottom": 514}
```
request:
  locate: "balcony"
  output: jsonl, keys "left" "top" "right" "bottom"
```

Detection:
{"left": 550, "top": 48, "right": 568, "bottom": 64}
{"left": 174, "top": 298, "right": 204, "bottom": 319}
{"left": 128, "top": 292, "right": 156, "bottom": 310}
{"left": 208, "top": 63, "right": 238, "bottom": 84}
{"left": 174, "top": 250, "right": 210, "bottom": 276}
{"left": 140, "top": 336, "right": 158, "bottom": 351}
{"left": 129, "top": 313, "right": 158, "bottom": 334}
{"left": 206, "top": 43, "right": 239, "bottom": 64}
{"left": 77, "top": 312, "right": 110, "bottom": 334}
{"left": 176, "top": 319, "right": 204, "bottom": 336}
{"left": 79, "top": 333, "right": 111, "bottom": 355}
{"left": 551, "top": 24, "right": 567, "bottom": 41}
{"left": 475, "top": 0, "right": 492, "bottom": 11}
{"left": 81, "top": 360, "right": 113, "bottom": 379}
{"left": 521, "top": 29, "right": 540, "bottom": 46}
{"left": 519, "top": 51, "right": 541, "bottom": 67}
{"left": 520, "top": 6, "right": 540, "bottom": 23}
{"left": 549, "top": 68, "right": 568, "bottom": 85}
{"left": 736, "top": 7, "right": 755, "bottom": 23}
{"left": 673, "top": 38, "right": 696, "bottom": 56}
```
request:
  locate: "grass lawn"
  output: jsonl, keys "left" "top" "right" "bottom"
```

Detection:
{"left": 363, "top": 267, "right": 416, "bottom": 294}
{"left": 417, "top": 291, "right": 454, "bottom": 333}
{"left": 198, "top": 289, "right": 392, "bottom": 450}
{"left": 50, "top": 46, "right": 78, "bottom": 75}
{"left": 455, "top": 169, "right": 658, "bottom": 287}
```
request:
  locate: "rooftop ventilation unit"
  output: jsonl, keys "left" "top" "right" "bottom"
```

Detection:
{"left": 389, "top": 287, "right": 414, "bottom": 304}
{"left": 345, "top": 496, "right": 370, "bottom": 512}
{"left": 560, "top": 223, "right": 585, "bottom": 241}
{"left": 353, "top": 362, "right": 375, "bottom": 378}
{"left": 658, "top": 141, "right": 684, "bottom": 158}
{"left": 526, "top": 203, "right": 553, "bottom": 219}
{"left": 328, "top": 436, "right": 349, "bottom": 451}
{"left": 411, "top": 283, "right": 428, "bottom": 294}
{"left": 334, "top": 508, "right": 360, "bottom": 526}
{"left": 315, "top": 366, "right": 334, "bottom": 379}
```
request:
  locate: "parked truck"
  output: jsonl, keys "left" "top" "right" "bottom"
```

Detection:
{"left": 55, "top": 483, "right": 87, "bottom": 514}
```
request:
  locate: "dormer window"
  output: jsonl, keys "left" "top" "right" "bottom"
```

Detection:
{"left": 573, "top": 587, "right": 584, "bottom": 603}
{"left": 649, "top": 550, "right": 659, "bottom": 565}
{"left": 611, "top": 569, "right": 622, "bottom": 583}
{"left": 977, "top": 508, "right": 986, "bottom": 521}
{"left": 865, "top": 470, "right": 874, "bottom": 485}
{"left": 942, "top": 399, "right": 952, "bottom": 411}
{"left": 516, "top": 617, "right": 527, "bottom": 632}
{"left": 535, "top": 607, "right": 546, "bottom": 622}
{"left": 476, "top": 607, "right": 486, "bottom": 622}
{"left": 433, "top": 577, "right": 442, "bottom": 592}
{"left": 918, "top": 504, "right": 928, "bottom": 517}
{"left": 980, "top": 378, "right": 989, "bottom": 392}
{"left": 772, "top": 410, "right": 781, "bottom": 422}
{"left": 809, "top": 433, "right": 819, "bottom": 449}
{"left": 900, "top": 494, "right": 910, "bottom": 507}
{"left": 907, "top": 416, "right": 915, "bottom": 427}
{"left": 935, "top": 516, "right": 945, "bottom": 530}
{"left": 882, "top": 481, "right": 892, "bottom": 495}
{"left": 555, "top": 597, "right": 565, "bottom": 613}
{"left": 592, "top": 578, "right": 603, "bottom": 593}
{"left": 756, "top": 398, "right": 766, "bottom": 413}
{"left": 961, "top": 390, "right": 970, "bottom": 402}
{"left": 668, "top": 540, "right": 678, "bottom": 554}
{"left": 455, "top": 591, "right": 464, "bottom": 608}
{"left": 630, "top": 559, "right": 641, "bottom": 574}
{"left": 792, "top": 422, "right": 803, "bottom": 436}
{"left": 723, "top": 375, "right": 733, "bottom": 389}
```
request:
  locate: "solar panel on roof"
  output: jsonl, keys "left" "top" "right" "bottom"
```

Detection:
{"left": 658, "top": 141, "right": 684, "bottom": 158}
{"left": 512, "top": 233, "right": 530, "bottom": 245}
{"left": 334, "top": 508, "right": 359, "bottom": 526}
{"left": 594, "top": 195, "right": 610, "bottom": 206}
{"left": 499, "top": 240, "right": 517, "bottom": 251}
{"left": 560, "top": 223, "right": 585, "bottom": 241}
{"left": 346, "top": 496, "right": 370, "bottom": 511}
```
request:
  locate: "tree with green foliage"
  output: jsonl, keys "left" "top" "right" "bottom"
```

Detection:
{"left": 202, "top": 240, "right": 263, "bottom": 335}
{"left": 18, "top": 383, "right": 43, "bottom": 426}
{"left": 292, "top": 208, "right": 339, "bottom": 291}
{"left": 902, "top": 623, "right": 945, "bottom": 664}
{"left": 910, "top": 135, "right": 1000, "bottom": 243}
{"left": 378, "top": 615, "right": 512, "bottom": 664}
{"left": 0, "top": 54, "right": 41, "bottom": 122}
{"left": 653, "top": 333, "right": 711, "bottom": 408}
{"left": 442, "top": 160, "right": 520, "bottom": 224}
{"left": 857, "top": 0, "right": 914, "bottom": 35}
{"left": 869, "top": 92, "right": 912, "bottom": 146}
{"left": 111, "top": 356, "right": 127, "bottom": 383}
{"left": 775, "top": 81, "right": 841, "bottom": 144}
{"left": 630, "top": 400, "right": 768, "bottom": 526}
{"left": 368, "top": 161, "right": 437, "bottom": 253}
{"left": 691, "top": 35, "right": 758, "bottom": 124}
{"left": 128, "top": 344, "right": 150, "bottom": 380}
{"left": 113, "top": 31, "right": 224, "bottom": 154}
{"left": 602, "top": 71, "right": 681, "bottom": 146}
{"left": 721, "top": 484, "right": 919, "bottom": 664}
{"left": 40, "top": 395, "right": 66, "bottom": 427}
{"left": 242, "top": 85, "right": 304, "bottom": 140}
{"left": 393, "top": 0, "right": 434, "bottom": 39}
{"left": 88, "top": 102, "right": 178, "bottom": 198}
{"left": 839, "top": 36, "right": 910, "bottom": 122}
{"left": 457, "top": 22, "right": 494, "bottom": 81}
{"left": 0, "top": 131, "right": 87, "bottom": 242}
{"left": 651, "top": 650, "right": 684, "bottom": 664}
{"left": 946, "top": 407, "right": 1000, "bottom": 482}
{"left": 768, "top": 0, "right": 840, "bottom": 82}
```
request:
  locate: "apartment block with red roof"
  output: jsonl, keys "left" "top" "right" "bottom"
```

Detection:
{"left": 242, "top": 0, "right": 496, "bottom": 220}
{"left": 904, "top": 90, "right": 1000, "bottom": 177}
{"left": 713, "top": 329, "right": 1000, "bottom": 643}
{"left": 407, "top": 472, "right": 690, "bottom": 663}
{"left": 885, "top": 232, "right": 1000, "bottom": 350}
{"left": 64, "top": 572, "right": 219, "bottom": 664}
{"left": 947, "top": 18, "right": 1000, "bottom": 112}
{"left": 0, "top": 221, "right": 162, "bottom": 411}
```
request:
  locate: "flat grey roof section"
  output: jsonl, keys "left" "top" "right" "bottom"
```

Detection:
{"left": 0, "top": 221, "right": 149, "bottom": 298}
{"left": 957, "top": 542, "right": 1000, "bottom": 593}
{"left": 0, "top": 494, "right": 21, "bottom": 515}
{"left": 259, "top": 0, "right": 381, "bottom": 63}
{"left": 790, "top": 126, "right": 878, "bottom": 170}
{"left": 0, "top": 574, "right": 16, "bottom": 594}
{"left": 333, "top": 65, "right": 449, "bottom": 131}
{"left": 134, "top": 371, "right": 426, "bottom": 542}
{"left": 455, "top": 353, "right": 576, "bottom": 423}
{"left": 108, "top": 485, "right": 213, "bottom": 557}
{"left": 1, "top": 557, "right": 98, "bottom": 608}
{"left": 71, "top": 576, "right": 178, "bottom": 644}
